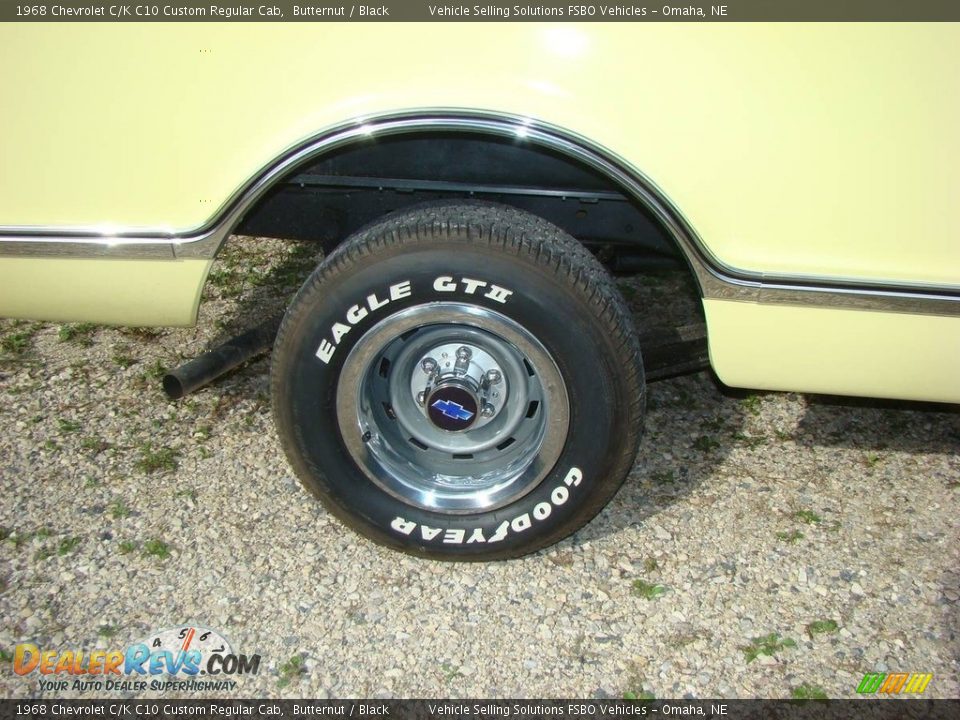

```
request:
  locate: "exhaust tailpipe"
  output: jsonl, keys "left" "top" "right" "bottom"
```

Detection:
{"left": 163, "top": 314, "right": 283, "bottom": 399}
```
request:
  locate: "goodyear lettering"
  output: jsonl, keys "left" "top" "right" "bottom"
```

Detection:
{"left": 443, "top": 529, "right": 466, "bottom": 544}
{"left": 389, "top": 467, "right": 582, "bottom": 543}
{"left": 466, "top": 528, "right": 486, "bottom": 543}
{"left": 489, "top": 522, "right": 510, "bottom": 542}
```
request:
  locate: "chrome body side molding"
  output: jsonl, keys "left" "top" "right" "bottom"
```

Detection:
{"left": 1, "top": 110, "right": 958, "bottom": 317}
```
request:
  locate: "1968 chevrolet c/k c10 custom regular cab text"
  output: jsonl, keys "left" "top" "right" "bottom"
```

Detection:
{"left": 0, "top": 22, "right": 957, "bottom": 559}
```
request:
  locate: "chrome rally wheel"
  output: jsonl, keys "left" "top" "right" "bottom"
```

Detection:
{"left": 337, "top": 303, "right": 568, "bottom": 514}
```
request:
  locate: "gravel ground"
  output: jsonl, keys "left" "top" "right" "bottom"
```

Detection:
{"left": 1, "top": 236, "right": 958, "bottom": 700}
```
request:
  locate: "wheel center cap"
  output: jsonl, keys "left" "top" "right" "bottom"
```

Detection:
{"left": 427, "top": 383, "right": 479, "bottom": 431}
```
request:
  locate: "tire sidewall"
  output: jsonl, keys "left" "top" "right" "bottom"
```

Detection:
{"left": 275, "top": 239, "right": 638, "bottom": 558}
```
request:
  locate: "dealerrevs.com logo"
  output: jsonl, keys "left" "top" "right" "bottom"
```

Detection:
{"left": 14, "top": 625, "right": 261, "bottom": 693}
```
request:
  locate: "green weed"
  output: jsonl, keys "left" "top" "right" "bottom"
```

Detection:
{"left": 693, "top": 435, "right": 720, "bottom": 452}
{"left": 794, "top": 510, "right": 822, "bottom": 524}
{"left": 791, "top": 684, "right": 828, "bottom": 700}
{"left": 277, "top": 655, "right": 306, "bottom": 688}
{"left": 135, "top": 444, "right": 179, "bottom": 474}
{"left": 741, "top": 394, "right": 763, "bottom": 416}
{"left": 57, "top": 418, "right": 82, "bottom": 433}
{"left": 143, "top": 539, "right": 172, "bottom": 560}
{"left": 631, "top": 580, "right": 667, "bottom": 600}
{"left": 109, "top": 501, "right": 132, "bottom": 520}
{"left": 775, "top": 530, "right": 805, "bottom": 544}
{"left": 58, "top": 537, "right": 81, "bottom": 556}
{"left": 742, "top": 633, "right": 797, "bottom": 663}
{"left": 806, "top": 619, "right": 839, "bottom": 637}
{"left": 58, "top": 323, "right": 98, "bottom": 346}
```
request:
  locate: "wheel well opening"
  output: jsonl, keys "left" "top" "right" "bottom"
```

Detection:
{"left": 234, "top": 132, "right": 690, "bottom": 274}
{"left": 212, "top": 130, "right": 707, "bottom": 377}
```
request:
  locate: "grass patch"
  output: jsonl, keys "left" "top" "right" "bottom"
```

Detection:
{"left": 650, "top": 470, "right": 675, "bottom": 485}
{"left": 143, "top": 359, "right": 168, "bottom": 380}
{"left": 791, "top": 684, "right": 828, "bottom": 700}
{"left": 775, "top": 530, "right": 805, "bottom": 544}
{"left": 81, "top": 436, "right": 110, "bottom": 455}
{"left": 734, "top": 432, "right": 768, "bottom": 448}
{"left": 98, "top": 625, "right": 119, "bottom": 638}
{"left": 440, "top": 661, "right": 465, "bottom": 683}
{"left": 143, "top": 539, "right": 172, "bottom": 560}
{"left": 109, "top": 501, "right": 132, "bottom": 520}
{"left": 206, "top": 265, "right": 266, "bottom": 298}
{"left": 806, "top": 619, "right": 839, "bottom": 637}
{"left": 741, "top": 394, "right": 763, "bottom": 416}
{"left": 0, "top": 648, "right": 13, "bottom": 663}
{"left": 742, "top": 633, "right": 797, "bottom": 663}
{"left": 175, "top": 489, "right": 198, "bottom": 502}
{"left": 6, "top": 529, "right": 55, "bottom": 549}
{"left": 58, "top": 323, "right": 98, "bottom": 346}
{"left": 118, "top": 540, "right": 138, "bottom": 555}
{"left": 112, "top": 352, "right": 137, "bottom": 369}
{"left": 631, "top": 580, "right": 667, "bottom": 600}
{"left": 57, "top": 418, "right": 82, "bottom": 434}
{"left": 701, "top": 416, "right": 725, "bottom": 431}
{"left": 135, "top": 443, "right": 179, "bottom": 474}
{"left": 58, "top": 537, "right": 81, "bottom": 556}
{"left": 693, "top": 435, "right": 720, "bottom": 452}
{"left": 863, "top": 453, "right": 882, "bottom": 468}
{"left": 1, "top": 329, "right": 37, "bottom": 355}
{"left": 118, "top": 326, "right": 163, "bottom": 340}
{"left": 271, "top": 242, "right": 322, "bottom": 289}
{"left": 623, "top": 690, "right": 656, "bottom": 701}
{"left": 794, "top": 510, "right": 822, "bottom": 524}
{"left": 276, "top": 655, "right": 306, "bottom": 688}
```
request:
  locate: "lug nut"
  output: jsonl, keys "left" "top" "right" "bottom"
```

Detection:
{"left": 416, "top": 391, "right": 426, "bottom": 406}
{"left": 456, "top": 346, "right": 472, "bottom": 361}
{"left": 421, "top": 358, "right": 437, "bottom": 374}
{"left": 481, "top": 403, "right": 496, "bottom": 418}
{"left": 485, "top": 369, "right": 502, "bottom": 385}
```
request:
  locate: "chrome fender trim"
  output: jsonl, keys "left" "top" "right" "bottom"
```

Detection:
{"left": 1, "top": 109, "right": 958, "bottom": 316}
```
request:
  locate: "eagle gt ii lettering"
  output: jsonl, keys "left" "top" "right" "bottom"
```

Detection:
{"left": 314, "top": 276, "right": 515, "bottom": 364}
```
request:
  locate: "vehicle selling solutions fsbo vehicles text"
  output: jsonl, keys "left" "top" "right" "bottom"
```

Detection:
{"left": 427, "top": 5, "right": 727, "bottom": 18}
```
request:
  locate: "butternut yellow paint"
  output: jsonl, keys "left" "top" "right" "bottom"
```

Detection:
{"left": 704, "top": 299, "right": 960, "bottom": 403}
{"left": 1, "top": 23, "right": 958, "bottom": 287}
{"left": 0, "top": 257, "right": 211, "bottom": 327}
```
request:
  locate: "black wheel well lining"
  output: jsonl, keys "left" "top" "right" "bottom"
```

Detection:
{"left": 232, "top": 130, "right": 693, "bottom": 277}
